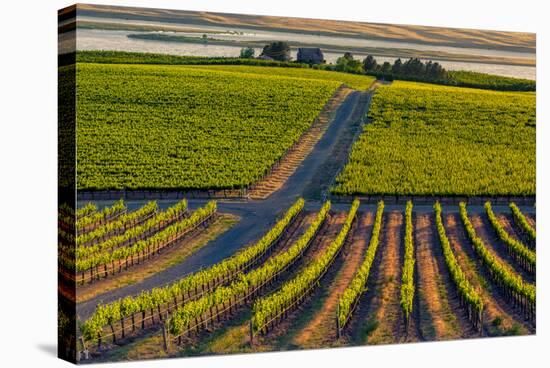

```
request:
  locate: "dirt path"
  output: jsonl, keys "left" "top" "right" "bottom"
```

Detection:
{"left": 77, "top": 86, "right": 373, "bottom": 316}
{"left": 414, "top": 213, "right": 467, "bottom": 341}
{"left": 183, "top": 212, "right": 348, "bottom": 355}
{"left": 291, "top": 212, "right": 374, "bottom": 348}
{"left": 497, "top": 213, "right": 532, "bottom": 248}
{"left": 303, "top": 91, "right": 372, "bottom": 201}
{"left": 249, "top": 87, "right": 353, "bottom": 199}
{"left": 444, "top": 213, "right": 534, "bottom": 336}
{"left": 354, "top": 211, "right": 403, "bottom": 345}
{"left": 470, "top": 213, "right": 534, "bottom": 284}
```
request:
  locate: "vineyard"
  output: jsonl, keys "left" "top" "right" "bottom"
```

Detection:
{"left": 59, "top": 199, "right": 223, "bottom": 287}
{"left": 63, "top": 49, "right": 537, "bottom": 363}
{"left": 331, "top": 81, "right": 536, "bottom": 197}
{"left": 74, "top": 199, "right": 536, "bottom": 361}
{"left": 76, "top": 62, "right": 374, "bottom": 191}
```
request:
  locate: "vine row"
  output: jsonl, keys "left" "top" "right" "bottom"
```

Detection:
{"left": 459, "top": 202, "right": 535, "bottom": 320}
{"left": 509, "top": 202, "right": 536, "bottom": 247}
{"left": 76, "top": 201, "right": 158, "bottom": 246}
{"left": 167, "top": 201, "right": 331, "bottom": 340}
{"left": 484, "top": 201, "right": 535, "bottom": 274}
{"left": 434, "top": 202, "right": 483, "bottom": 331}
{"left": 76, "top": 200, "right": 188, "bottom": 265}
{"left": 81, "top": 198, "right": 309, "bottom": 343}
{"left": 336, "top": 200, "right": 384, "bottom": 335}
{"left": 400, "top": 201, "right": 415, "bottom": 327}
{"left": 251, "top": 199, "right": 359, "bottom": 335}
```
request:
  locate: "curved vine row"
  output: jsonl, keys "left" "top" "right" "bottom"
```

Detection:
{"left": 76, "top": 200, "right": 212, "bottom": 272}
{"left": 337, "top": 201, "right": 384, "bottom": 331}
{"left": 251, "top": 199, "right": 358, "bottom": 334}
{"left": 167, "top": 201, "right": 331, "bottom": 337}
{"left": 400, "top": 201, "right": 415, "bottom": 325}
{"left": 459, "top": 202, "right": 535, "bottom": 319}
{"left": 509, "top": 202, "right": 536, "bottom": 245}
{"left": 434, "top": 202, "right": 483, "bottom": 330}
{"left": 76, "top": 202, "right": 97, "bottom": 219}
{"left": 81, "top": 198, "right": 308, "bottom": 341}
{"left": 76, "top": 200, "right": 187, "bottom": 263}
{"left": 76, "top": 199, "right": 126, "bottom": 231}
{"left": 484, "top": 201, "right": 535, "bottom": 273}
{"left": 76, "top": 201, "right": 158, "bottom": 246}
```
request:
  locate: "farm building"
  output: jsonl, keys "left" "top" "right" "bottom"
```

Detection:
{"left": 297, "top": 48, "right": 324, "bottom": 64}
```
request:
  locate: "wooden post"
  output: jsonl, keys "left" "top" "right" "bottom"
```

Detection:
{"left": 249, "top": 319, "right": 254, "bottom": 346}
{"left": 162, "top": 323, "right": 170, "bottom": 352}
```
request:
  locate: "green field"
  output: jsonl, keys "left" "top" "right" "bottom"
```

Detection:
{"left": 332, "top": 81, "right": 536, "bottom": 196}
{"left": 76, "top": 63, "right": 374, "bottom": 190}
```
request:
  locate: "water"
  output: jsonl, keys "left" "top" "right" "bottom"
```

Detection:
{"left": 72, "top": 20, "right": 536, "bottom": 80}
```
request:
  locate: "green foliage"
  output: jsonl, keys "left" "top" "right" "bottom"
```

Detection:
{"left": 168, "top": 201, "right": 332, "bottom": 336}
{"left": 361, "top": 55, "right": 534, "bottom": 92}
{"left": 484, "top": 202, "right": 535, "bottom": 272}
{"left": 76, "top": 201, "right": 158, "bottom": 245}
{"left": 76, "top": 201, "right": 215, "bottom": 272}
{"left": 434, "top": 202, "right": 483, "bottom": 320}
{"left": 76, "top": 199, "right": 126, "bottom": 230}
{"left": 459, "top": 202, "right": 535, "bottom": 305}
{"left": 509, "top": 202, "right": 536, "bottom": 243}
{"left": 448, "top": 71, "right": 535, "bottom": 92}
{"left": 335, "top": 53, "right": 363, "bottom": 74}
{"left": 240, "top": 47, "right": 255, "bottom": 59}
{"left": 252, "top": 199, "right": 359, "bottom": 333}
{"left": 76, "top": 200, "right": 186, "bottom": 262}
{"left": 75, "top": 50, "right": 307, "bottom": 68}
{"left": 332, "top": 81, "right": 536, "bottom": 196}
{"left": 76, "top": 202, "right": 97, "bottom": 219}
{"left": 76, "top": 63, "right": 340, "bottom": 190}
{"left": 82, "top": 198, "right": 305, "bottom": 341}
{"left": 337, "top": 201, "right": 384, "bottom": 328}
{"left": 400, "top": 201, "right": 415, "bottom": 321}
{"left": 184, "top": 65, "right": 376, "bottom": 90}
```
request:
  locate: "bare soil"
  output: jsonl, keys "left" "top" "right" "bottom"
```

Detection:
{"left": 470, "top": 213, "right": 534, "bottom": 284}
{"left": 414, "top": 213, "right": 467, "bottom": 341}
{"left": 444, "top": 213, "right": 534, "bottom": 336}
{"left": 170, "top": 212, "right": 348, "bottom": 356}
{"left": 350, "top": 211, "right": 403, "bottom": 345}
{"left": 249, "top": 87, "right": 352, "bottom": 199}
{"left": 291, "top": 212, "right": 374, "bottom": 348}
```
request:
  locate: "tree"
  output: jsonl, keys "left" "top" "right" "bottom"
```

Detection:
{"left": 343, "top": 52, "right": 354, "bottom": 61}
{"left": 392, "top": 58, "right": 403, "bottom": 74}
{"left": 240, "top": 47, "right": 255, "bottom": 59}
{"left": 201, "top": 34, "right": 208, "bottom": 44}
{"left": 426, "top": 61, "right": 446, "bottom": 79}
{"left": 402, "top": 58, "right": 425, "bottom": 76}
{"left": 335, "top": 53, "right": 363, "bottom": 74}
{"left": 363, "top": 55, "right": 378, "bottom": 71}
{"left": 380, "top": 61, "right": 392, "bottom": 73}
{"left": 260, "top": 41, "right": 291, "bottom": 62}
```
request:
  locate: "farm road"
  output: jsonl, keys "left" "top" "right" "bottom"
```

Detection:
{"left": 77, "top": 89, "right": 372, "bottom": 320}
{"left": 75, "top": 86, "right": 535, "bottom": 320}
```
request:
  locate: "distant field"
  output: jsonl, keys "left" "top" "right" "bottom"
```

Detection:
{"left": 76, "top": 63, "right": 374, "bottom": 190}
{"left": 332, "top": 81, "right": 536, "bottom": 196}
{"left": 183, "top": 65, "right": 376, "bottom": 90}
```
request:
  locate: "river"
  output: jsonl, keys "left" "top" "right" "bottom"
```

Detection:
{"left": 65, "top": 16, "right": 536, "bottom": 80}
